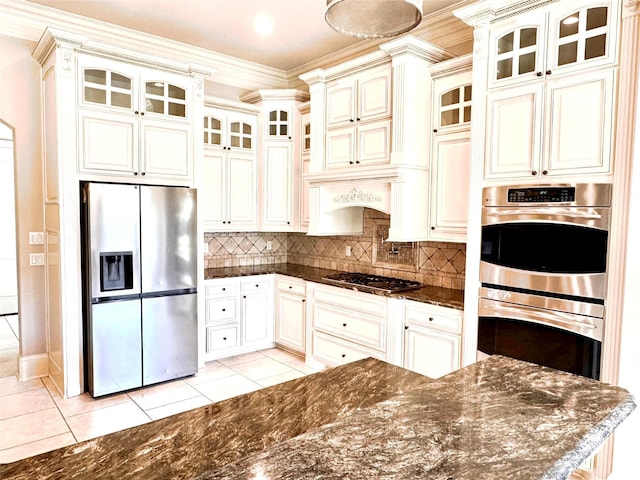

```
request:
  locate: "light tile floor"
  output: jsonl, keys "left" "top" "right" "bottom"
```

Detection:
{"left": 0, "top": 315, "right": 320, "bottom": 464}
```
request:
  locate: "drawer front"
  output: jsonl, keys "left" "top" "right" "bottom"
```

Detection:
{"left": 405, "top": 302, "right": 462, "bottom": 335}
{"left": 241, "top": 280, "right": 272, "bottom": 293}
{"left": 313, "top": 303, "right": 385, "bottom": 351}
{"left": 206, "top": 297, "right": 237, "bottom": 324}
{"left": 312, "top": 331, "right": 384, "bottom": 367}
{"left": 206, "top": 325, "right": 240, "bottom": 352}
{"left": 314, "top": 284, "right": 387, "bottom": 317}
{"left": 205, "top": 281, "right": 238, "bottom": 297}
{"left": 277, "top": 277, "right": 306, "bottom": 296}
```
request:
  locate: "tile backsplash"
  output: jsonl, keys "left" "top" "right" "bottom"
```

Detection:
{"left": 204, "top": 211, "right": 466, "bottom": 290}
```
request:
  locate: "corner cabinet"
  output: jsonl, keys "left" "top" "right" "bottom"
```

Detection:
{"left": 76, "top": 54, "right": 195, "bottom": 184}
{"left": 202, "top": 102, "right": 259, "bottom": 231}
{"left": 241, "top": 90, "right": 309, "bottom": 232}
{"left": 484, "top": 0, "right": 619, "bottom": 181}
{"left": 403, "top": 300, "right": 463, "bottom": 379}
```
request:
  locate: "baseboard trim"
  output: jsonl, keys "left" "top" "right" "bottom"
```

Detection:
{"left": 18, "top": 353, "right": 49, "bottom": 381}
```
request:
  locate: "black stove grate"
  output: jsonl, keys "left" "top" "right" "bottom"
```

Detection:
{"left": 322, "top": 272, "right": 423, "bottom": 293}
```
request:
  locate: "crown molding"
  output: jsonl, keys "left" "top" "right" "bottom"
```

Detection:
{"left": 0, "top": 0, "right": 288, "bottom": 90}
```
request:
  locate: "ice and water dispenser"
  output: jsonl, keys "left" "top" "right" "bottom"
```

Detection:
{"left": 99, "top": 251, "right": 134, "bottom": 292}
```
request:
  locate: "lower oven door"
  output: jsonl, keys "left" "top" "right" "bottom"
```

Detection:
{"left": 478, "top": 295, "right": 603, "bottom": 379}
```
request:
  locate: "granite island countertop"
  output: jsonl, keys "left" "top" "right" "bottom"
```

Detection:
{"left": 204, "top": 263, "right": 465, "bottom": 310}
{"left": 1, "top": 356, "right": 635, "bottom": 480}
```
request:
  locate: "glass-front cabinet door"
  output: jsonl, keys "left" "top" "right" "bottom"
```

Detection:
{"left": 82, "top": 68, "right": 134, "bottom": 110}
{"left": 437, "top": 84, "right": 472, "bottom": 131}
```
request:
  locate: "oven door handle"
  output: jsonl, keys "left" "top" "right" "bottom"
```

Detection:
{"left": 479, "top": 298, "right": 603, "bottom": 342}
{"left": 482, "top": 207, "right": 609, "bottom": 229}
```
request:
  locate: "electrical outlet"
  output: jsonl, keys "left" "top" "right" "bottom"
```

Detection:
{"left": 29, "top": 253, "right": 45, "bottom": 266}
{"left": 29, "top": 232, "right": 44, "bottom": 245}
{"left": 266, "top": 241, "right": 273, "bottom": 251}
{"left": 345, "top": 245, "right": 351, "bottom": 256}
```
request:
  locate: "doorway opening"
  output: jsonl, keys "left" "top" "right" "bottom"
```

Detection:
{"left": 0, "top": 120, "right": 20, "bottom": 378}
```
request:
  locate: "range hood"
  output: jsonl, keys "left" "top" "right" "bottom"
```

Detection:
{"left": 305, "top": 164, "right": 429, "bottom": 242}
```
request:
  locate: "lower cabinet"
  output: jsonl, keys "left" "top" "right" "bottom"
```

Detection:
{"left": 309, "top": 283, "right": 390, "bottom": 367}
{"left": 275, "top": 275, "right": 307, "bottom": 354}
{"left": 204, "top": 275, "right": 274, "bottom": 361}
{"left": 403, "top": 300, "right": 462, "bottom": 378}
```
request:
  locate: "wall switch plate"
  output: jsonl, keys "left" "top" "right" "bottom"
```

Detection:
{"left": 29, "top": 232, "right": 44, "bottom": 244}
{"left": 29, "top": 253, "right": 45, "bottom": 266}
{"left": 266, "top": 241, "right": 273, "bottom": 251}
{"left": 345, "top": 245, "right": 351, "bottom": 256}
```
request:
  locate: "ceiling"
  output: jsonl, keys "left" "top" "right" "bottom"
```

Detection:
{"left": 24, "top": 0, "right": 465, "bottom": 71}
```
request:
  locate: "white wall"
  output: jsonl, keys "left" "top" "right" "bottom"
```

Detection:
{"left": 0, "top": 122, "right": 18, "bottom": 314}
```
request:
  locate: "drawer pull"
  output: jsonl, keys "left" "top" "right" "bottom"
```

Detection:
{"left": 429, "top": 317, "right": 434, "bottom": 322}
{"left": 341, "top": 354, "right": 346, "bottom": 358}
{"left": 222, "top": 308, "right": 225, "bottom": 312}
{"left": 289, "top": 285, "right": 293, "bottom": 289}
{"left": 222, "top": 337, "right": 227, "bottom": 341}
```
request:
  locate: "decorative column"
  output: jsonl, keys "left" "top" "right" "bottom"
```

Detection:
{"left": 598, "top": 2, "right": 640, "bottom": 478}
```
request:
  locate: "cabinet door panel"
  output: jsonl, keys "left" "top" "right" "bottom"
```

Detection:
{"left": 358, "top": 68, "right": 392, "bottom": 120}
{"left": 276, "top": 292, "right": 306, "bottom": 352}
{"left": 227, "top": 153, "right": 256, "bottom": 228}
{"left": 141, "top": 120, "right": 191, "bottom": 178}
{"left": 263, "top": 142, "right": 293, "bottom": 227}
{"left": 486, "top": 84, "right": 542, "bottom": 179}
{"left": 430, "top": 132, "right": 470, "bottom": 241}
{"left": 326, "top": 80, "right": 356, "bottom": 126}
{"left": 358, "top": 120, "right": 391, "bottom": 165}
{"left": 404, "top": 326, "right": 460, "bottom": 379}
{"left": 79, "top": 111, "right": 136, "bottom": 174}
{"left": 326, "top": 128, "right": 356, "bottom": 169}
{"left": 545, "top": 70, "right": 613, "bottom": 175}
{"left": 243, "top": 293, "right": 272, "bottom": 345}
{"left": 202, "top": 151, "right": 226, "bottom": 229}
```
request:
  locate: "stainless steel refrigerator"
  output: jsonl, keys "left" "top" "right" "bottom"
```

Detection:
{"left": 81, "top": 182, "right": 198, "bottom": 397}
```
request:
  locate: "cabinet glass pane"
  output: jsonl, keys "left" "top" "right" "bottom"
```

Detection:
{"left": 558, "top": 42, "right": 578, "bottom": 66}
{"left": 586, "top": 7, "right": 607, "bottom": 30}
{"left": 304, "top": 138, "right": 311, "bottom": 150}
{"left": 168, "top": 102, "right": 185, "bottom": 117}
{"left": 243, "top": 123, "right": 252, "bottom": 135}
{"left": 441, "top": 89, "right": 460, "bottom": 107}
{"left": 211, "top": 133, "right": 221, "bottom": 145}
{"left": 146, "top": 98, "right": 164, "bottom": 114}
{"left": 497, "top": 58, "right": 513, "bottom": 80}
{"left": 497, "top": 32, "right": 514, "bottom": 54}
{"left": 211, "top": 118, "right": 221, "bottom": 130}
{"left": 559, "top": 16, "right": 580, "bottom": 38}
{"left": 585, "top": 34, "right": 607, "bottom": 60}
{"left": 85, "top": 86, "right": 106, "bottom": 104}
{"left": 111, "top": 73, "right": 131, "bottom": 90}
{"left": 304, "top": 124, "right": 311, "bottom": 135}
{"left": 519, "top": 28, "right": 537, "bottom": 48}
{"left": 280, "top": 111, "right": 288, "bottom": 121}
{"left": 441, "top": 109, "right": 460, "bottom": 126}
{"left": 269, "top": 125, "right": 277, "bottom": 136}
{"left": 168, "top": 84, "right": 186, "bottom": 100}
{"left": 518, "top": 52, "right": 536, "bottom": 74}
{"left": 243, "top": 137, "right": 252, "bottom": 149}
{"left": 269, "top": 111, "right": 277, "bottom": 121}
{"left": 146, "top": 82, "right": 164, "bottom": 96}
{"left": 463, "top": 106, "right": 471, "bottom": 123}
{"left": 84, "top": 69, "right": 106, "bottom": 85}
{"left": 230, "top": 122, "right": 240, "bottom": 133}
{"left": 279, "top": 125, "right": 288, "bottom": 136}
{"left": 230, "top": 136, "right": 240, "bottom": 148}
{"left": 464, "top": 86, "right": 472, "bottom": 102}
{"left": 111, "top": 91, "right": 131, "bottom": 109}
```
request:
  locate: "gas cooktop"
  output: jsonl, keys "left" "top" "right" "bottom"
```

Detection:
{"left": 322, "top": 272, "right": 424, "bottom": 294}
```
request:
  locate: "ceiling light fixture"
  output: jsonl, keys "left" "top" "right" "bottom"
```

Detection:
{"left": 325, "top": 0, "right": 423, "bottom": 39}
{"left": 253, "top": 13, "right": 274, "bottom": 37}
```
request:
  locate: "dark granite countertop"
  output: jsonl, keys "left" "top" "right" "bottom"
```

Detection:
{"left": 1, "top": 356, "right": 634, "bottom": 479}
{"left": 204, "top": 263, "right": 465, "bottom": 310}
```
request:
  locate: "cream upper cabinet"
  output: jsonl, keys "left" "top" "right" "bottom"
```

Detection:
{"left": 299, "top": 108, "right": 311, "bottom": 232}
{"left": 429, "top": 64, "right": 472, "bottom": 243}
{"left": 485, "top": 0, "right": 619, "bottom": 181}
{"left": 489, "top": 0, "right": 618, "bottom": 88}
{"left": 77, "top": 54, "right": 193, "bottom": 183}
{"left": 202, "top": 105, "right": 258, "bottom": 231}
{"left": 325, "top": 64, "right": 392, "bottom": 170}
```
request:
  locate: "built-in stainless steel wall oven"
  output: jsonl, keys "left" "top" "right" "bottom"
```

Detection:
{"left": 478, "top": 184, "right": 612, "bottom": 379}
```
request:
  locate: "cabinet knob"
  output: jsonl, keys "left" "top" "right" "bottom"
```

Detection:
{"left": 223, "top": 337, "right": 227, "bottom": 341}
{"left": 542, "top": 170, "right": 548, "bottom": 175}
{"left": 356, "top": 118, "right": 361, "bottom": 122}
{"left": 341, "top": 354, "right": 346, "bottom": 358}
{"left": 255, "top": 284, "right": 259, "bottom": 288}
{"left": 243, "top": 295, "right": 247, "bottom": 299}
{"left": 431, "top": 226, "right": 435, "bottom": 230}
{"left": 355, "top": 160, "right": 360, "bottom": 164}
{"left": 404, "top": 325, "right": 409, "bottom": 330}
{"left": 433, "top": 129, "right": 438, "bottom": 133}
{"left": 531, "top": 170, "right": 537, "bottom": 176}
{"left": 222, "top": 308, "right": 225, "bottom": 312}
{"left": 287, "top": 221, "right": 290, "bottom": 225}
{"left": 349, "top": 161, "right": 354, "bottom": 165}
{"left": 350, "top": 119, "right": 355, "bottom": 123}
{"left": 342, "top": 323, "right": 347, "bottom": 327}
{"left": 536, "top": 72, "right": 543, "bottom": 77}
{"left": 140, "top": 112, "right": 145, "bottom": 116}
{"left": 134, "top": 110, "right": 139, "bottom": 114}
{"left": 222, "top": 287, "right": 226, "bottom": 291}
{"left": 429, "top": 317, "right": 434, "bottom": 322}
{"left": 141, "top": 172, "right": 146, "bottom": 176}
{"left": 289, "top": 285, "right": 293, "bottom": 289}
{"left": 302, "top": 299, "right": 306, "bottom": 303}
{"left": 546, "top": 70, "right": 552, "bottom": 75}
{"left": 133, "top": 172, "right": 138, "bottom": 176}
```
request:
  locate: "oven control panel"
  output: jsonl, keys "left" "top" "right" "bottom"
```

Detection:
{"left": 507, "top": 187, "right": 575, "bottom": 203}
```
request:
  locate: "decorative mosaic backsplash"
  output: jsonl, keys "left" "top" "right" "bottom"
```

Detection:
{"left": 204, "top": 211, "right": 466, "bottom": 290}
